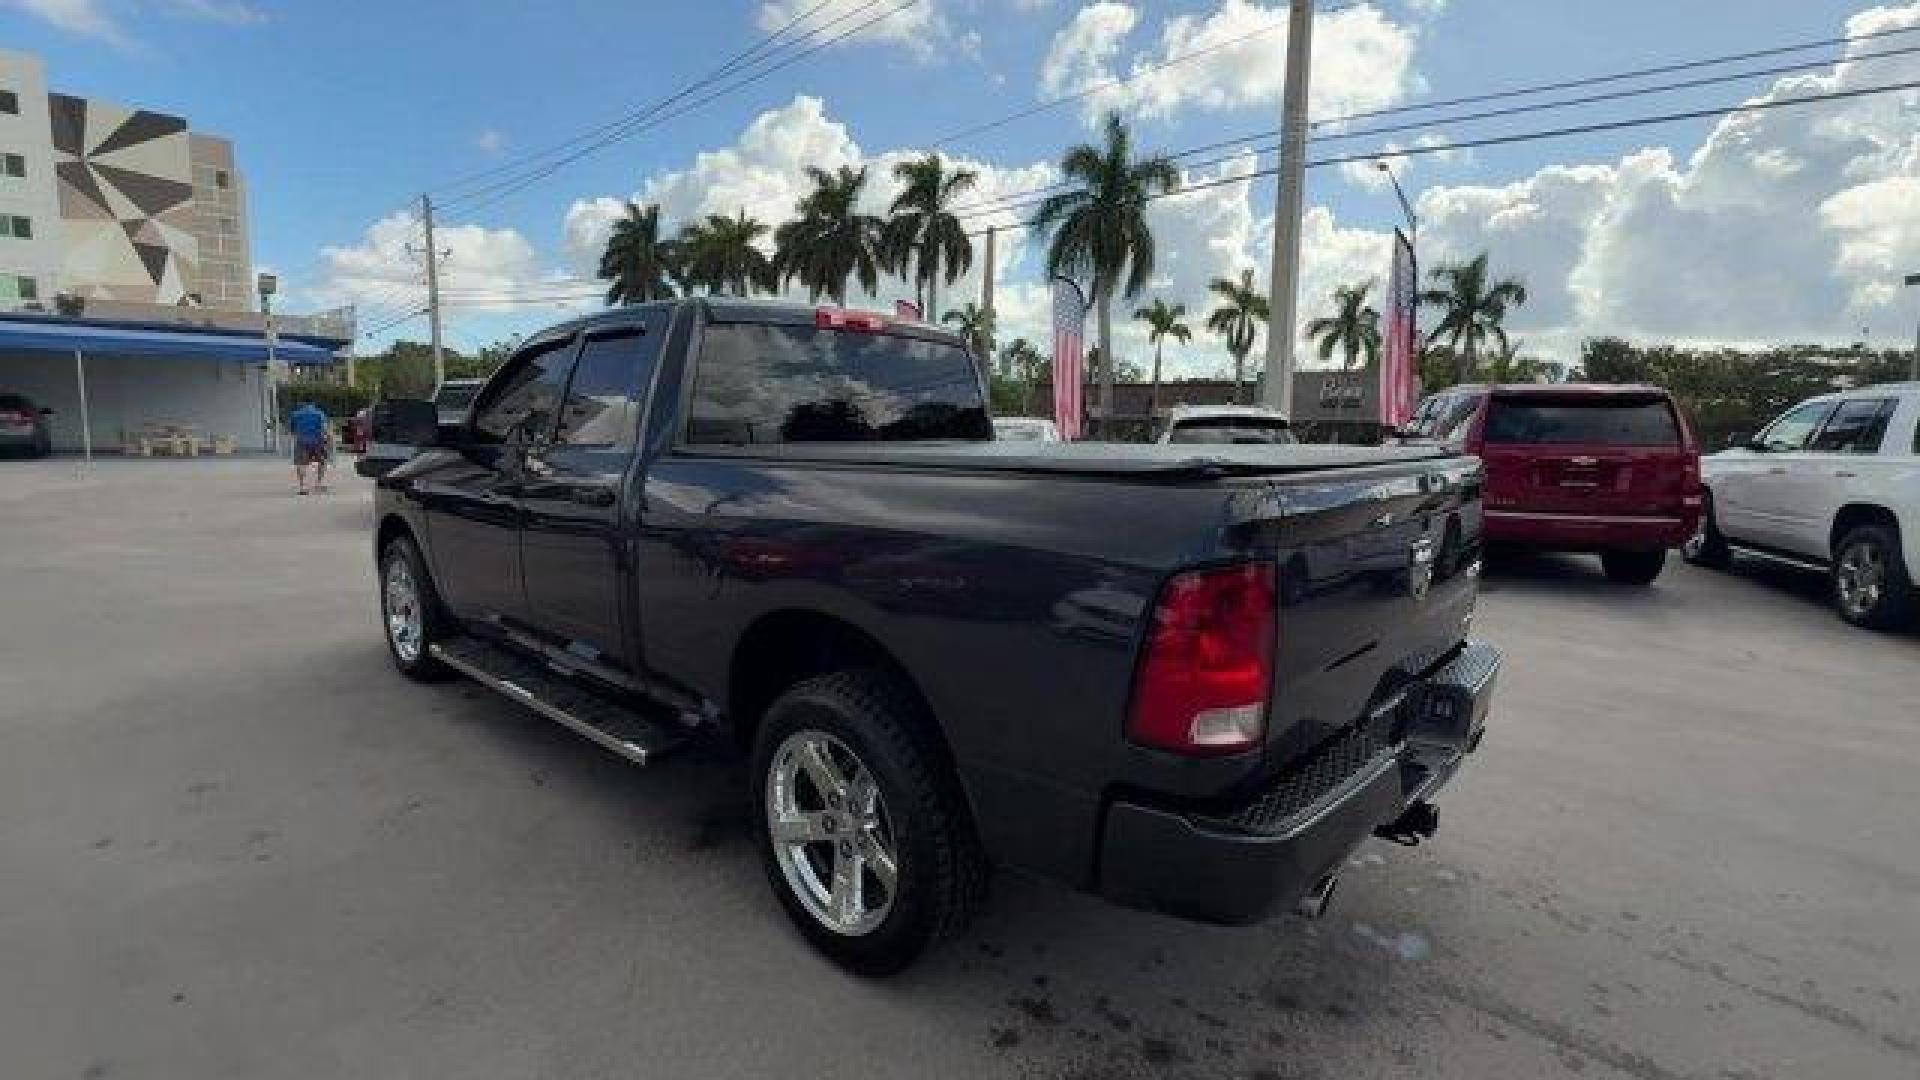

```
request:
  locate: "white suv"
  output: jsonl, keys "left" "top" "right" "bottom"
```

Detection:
{"left": 1686, "top": 383, "right": 1920, "bottom": 629}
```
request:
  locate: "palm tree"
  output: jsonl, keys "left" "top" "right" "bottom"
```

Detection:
{"left": 1481, "top": 337, "right": 1546, "bottom": 383}
{"left": 941, "top": 302, "right": 994, "bottom": 358}
{"left": 1133, "top": 298, "right": 1191, "bottom": 418}
{"left": 1420, "top": 251, "right": 1528, "bottom": 383}
{"left": 1206, "top": 268, "right": 1269, "bottom": 404}
{"left": 884, "top": 154, "right": 978, "bottom": 318}
{"left": 772, "top": 165, "right": 886, "bottom": 304}
{"left": 1304, "top": 280, "right": 1383, "bottom": 372}
{"left": 997, "top": 337, "right": 1048, "bottom": 415}
{"left": 598, "top": 202, "right": 678, "bottom": 306}
{"left": 676, "top": 209, "right": 774, "bottom": 297}
{"left": 1034, "top": 111, "right": 1180, "bottom": 435}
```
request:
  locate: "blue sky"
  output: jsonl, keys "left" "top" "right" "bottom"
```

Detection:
{"left": 5, "top": 0, "right": 1918, "bottom": 371}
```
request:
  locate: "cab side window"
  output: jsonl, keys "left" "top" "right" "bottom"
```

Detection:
{"left": 470, "top": 340, "right": 575, "bottom": 446}
{"left": 1808, "top": 398, "right": 1894, "bottom": 455}
{"left": 1757, "top": 400, "right": 1834, "bottom": 452}
{"left": 554, "top": 326, "right": 661, "bottom": 448}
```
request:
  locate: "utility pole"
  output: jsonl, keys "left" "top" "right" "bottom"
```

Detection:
{"left": 420, "top": 194, "right": 447, "bottom": 389}
{"left": 1262, "top": 0, "right": 1314, "bottom": 416}
{"left": 981, "top": 227, "right": 997, "bottom": 358}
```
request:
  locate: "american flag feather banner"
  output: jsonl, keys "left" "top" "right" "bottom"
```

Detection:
{"left": 1380, "top": 228, "right": 1420, "bottom": 429}
{"left": 1051, "top": 277, "right": 1087, "bottom": 440}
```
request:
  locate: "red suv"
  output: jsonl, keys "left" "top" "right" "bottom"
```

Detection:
{"left": 1403, "top": 384, "right": 1702, "bottom": 584}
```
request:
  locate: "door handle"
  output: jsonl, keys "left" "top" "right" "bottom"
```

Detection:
{"left": 1767, "top": 467, "right": 1788, "bottom": 475}
{"left": 569, "top": 485, "right": 615, "bottom": 507}
{"left": 1834, "top": 470, "right": 1856, "bottom": 479}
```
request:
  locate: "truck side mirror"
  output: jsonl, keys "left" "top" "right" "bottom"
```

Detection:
{"left": 380, "top": 398, "right": 441, "bottom": 446}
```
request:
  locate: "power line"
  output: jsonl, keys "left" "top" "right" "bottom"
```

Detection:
{"left": 439, "top": 1, "right": 924, "bottom": 220}
{"left": 950, "top": 33, "right": 1920, "bottom": 223}
{"left": 429, "top": 0, "right": 860, "bottom": 202}
{"left": 955, "top": 76, "right": 1920, "bottom": 239}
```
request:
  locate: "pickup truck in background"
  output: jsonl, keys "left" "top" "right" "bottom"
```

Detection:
{"left": 356, "top": 378, "right": 486, "bottom": 479}
{"left": 370, "top": 299, "right": 1500, "bottom": 974}
{"left": 1687, "top": 383, "right": 1920, "bottom": 629}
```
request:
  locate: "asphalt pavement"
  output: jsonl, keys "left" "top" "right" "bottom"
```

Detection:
{"left": 1, "top": 457, "right": 1915, "bottom": 1080}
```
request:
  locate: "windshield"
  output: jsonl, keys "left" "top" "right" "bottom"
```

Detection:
{"left": 1167, "top": 417, "right": 1296, "bottom": 445}
{"left": 1484, "top": 398, "right": 1679, "bottom": 445}
{"left": 687, "top": 324, "right": 989, "bottom": 444}
{"left": 434, "top": 383, "right": 481, "bottom": 411}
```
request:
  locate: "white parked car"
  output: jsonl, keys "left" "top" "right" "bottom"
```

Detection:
{"left": 1686, "top": 383, "right": 1920, "bottom": 629}
{"left": 992, "top": 416, "right": 1061, "bottom": 443}
{"left": 1157, "top": 405, "right": 1296, "bottom": 445}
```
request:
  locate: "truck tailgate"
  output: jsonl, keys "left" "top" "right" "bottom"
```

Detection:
{"left": 1257, "top": 459, "right": 1483, "bottom": 762}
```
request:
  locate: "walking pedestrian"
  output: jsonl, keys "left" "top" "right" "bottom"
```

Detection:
{"left": 289, "top": 400, "right": 332, "bottom": 495}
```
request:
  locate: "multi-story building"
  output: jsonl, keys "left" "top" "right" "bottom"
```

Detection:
{"left": 0, "top": 48, "right": 253, "bottom": 314}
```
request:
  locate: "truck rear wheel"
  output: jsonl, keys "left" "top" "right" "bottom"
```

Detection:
{"left": 751, "top": 670, "right": 985, "bottom": 976}
{"left": 1601, "top": 548, "right": 1666, "bottom": 585}
{"left": 379, "top": 534, "right": 457, "bottom": 681}
{"left": 1832, "top": 524, "right": 1915, "bottom": 631}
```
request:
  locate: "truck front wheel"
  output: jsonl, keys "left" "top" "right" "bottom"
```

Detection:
{"left": 380, "top": 535, "right": 456, "bottom": 681}
{"left": 751, "top": 670, "right": 985, "bottom": 976}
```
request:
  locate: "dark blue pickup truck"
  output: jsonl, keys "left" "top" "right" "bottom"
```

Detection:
{"left": 370, "top": 299, "right": 1499, "bottom": 974}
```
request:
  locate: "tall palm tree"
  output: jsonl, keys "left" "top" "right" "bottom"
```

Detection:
{"left": 1133, "top": 298, "right": 1191, "bottom": 418}
{"left": 676, "top": 209, "right": 774, "bottom": 297}
{"left": 883, "top": 153, "right": 978, "bottom": 318}
{"left": 772, "top": 165, "right": 886, "bottom": 305}
{"left": 1304, "top": 280, "right": 1383, "bottom": 372}
{"left": 598, "top": 202, "right": 678, "bottom": 306}
{"left": 941, "top": 302, "right": 994, "bottom": 358}
{"left": 1420, "top": 251, "right": 1528, "bottom": 383}
{"left": 1206, "top": 268, "right": 1269, "bottom": 404}
{"left": 1034, "top": 111, "right": 1180, "bottom": 435}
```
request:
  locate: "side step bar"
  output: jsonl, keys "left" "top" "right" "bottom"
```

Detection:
{"left": 430, "top": 638, "right": 688, "bottom": 765}
{"left": 1727, "top": 543, "right": 1828, "bottom": 573}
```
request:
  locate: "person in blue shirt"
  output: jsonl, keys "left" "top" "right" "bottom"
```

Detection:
{"left": 288, "top": 401, "right": 332, "bottom": 495}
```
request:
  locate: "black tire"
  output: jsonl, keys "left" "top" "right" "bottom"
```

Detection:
{"left": 1682, "top": 492, "right": 1732, "bottom": 570}
{"left": 1601, "top": 547, "right": 1667, "bottom": 585}
{"left": 751, "top": 670, "right": 985, "bottom": 976}
{"left": 378, "top": 534, "right": 457, "bottom": 681}
{"left": 1831, "top": 524, "right": 1915, "bottom": 631}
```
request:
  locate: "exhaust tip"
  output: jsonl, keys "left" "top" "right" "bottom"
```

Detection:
{"left": 1295, "top": 874, "right": 1338, "bottom": 920}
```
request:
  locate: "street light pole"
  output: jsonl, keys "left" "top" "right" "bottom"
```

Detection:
{"left": 1374, "top": 159, "right": 1418, "bottom": 245}
{"left": 1906, "top": 272, "right": 1920, "bottom": 382}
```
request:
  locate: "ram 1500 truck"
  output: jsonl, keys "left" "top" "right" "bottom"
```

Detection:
{"left": 371, "top": 299, "right": 1500, "bottom": 974}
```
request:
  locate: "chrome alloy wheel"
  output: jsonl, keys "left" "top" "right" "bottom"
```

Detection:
{"left": 1836, "top": 540, "right": 1886, "bottom": 620}
{"left": 384, "top": 554, "right": 424, "bottom": 664}
{"left": 766, "top": 730, "right": 898, "bottom": 937}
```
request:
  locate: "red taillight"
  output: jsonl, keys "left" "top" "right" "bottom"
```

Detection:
{"left": 816, "top": 307, "right": 887, "bottom": 333}
{"left": 1128, "top": 563, "right": 1277, "bottom": 757}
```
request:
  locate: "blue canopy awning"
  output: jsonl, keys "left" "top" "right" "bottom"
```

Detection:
{"left": 0, "top": 316, "right": 338, "bottom": 364}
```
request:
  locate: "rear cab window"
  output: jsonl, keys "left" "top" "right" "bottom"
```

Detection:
{"left": 685, "top": 320, "right": 989, "bottom": 444}
{"left": 1483, "top": 395, "right": 1680, "bottom": 446}
{"left": 1166, "top": 416, "right": 1296, "bottom": 445}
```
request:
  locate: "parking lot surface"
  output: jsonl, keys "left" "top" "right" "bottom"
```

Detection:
{"left": 2, "top": 458, "right": 1916, "bottom": 1080}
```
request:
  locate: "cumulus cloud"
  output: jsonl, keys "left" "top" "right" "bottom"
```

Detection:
{"left": 1407, "top": 1, "right": 1920, "bottom": 353}
{"left": 312, "top": 212, "right": 589, "bottom": 320}
{"left": 474, "top": 128, "right": 508, "bottom": 155}
{"left": 563, "top": 95, "right": 1057, "bottom": 315}
{"left": 755, "top": 0, "right": 954, "bottom": 60}
{"left": 165, "top": 0, "right": 266, "bottom": 25}
{"left": 1041, "top": 0, "right": 1421, "bottom": 125}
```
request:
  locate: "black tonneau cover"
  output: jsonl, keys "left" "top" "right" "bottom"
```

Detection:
{"left": 676, "top": 441, "right": 1454, "bottom": 480}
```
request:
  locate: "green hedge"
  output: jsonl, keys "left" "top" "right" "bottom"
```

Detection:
{"left": 279, "top": 381, "right": 373, "bottom": 422}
